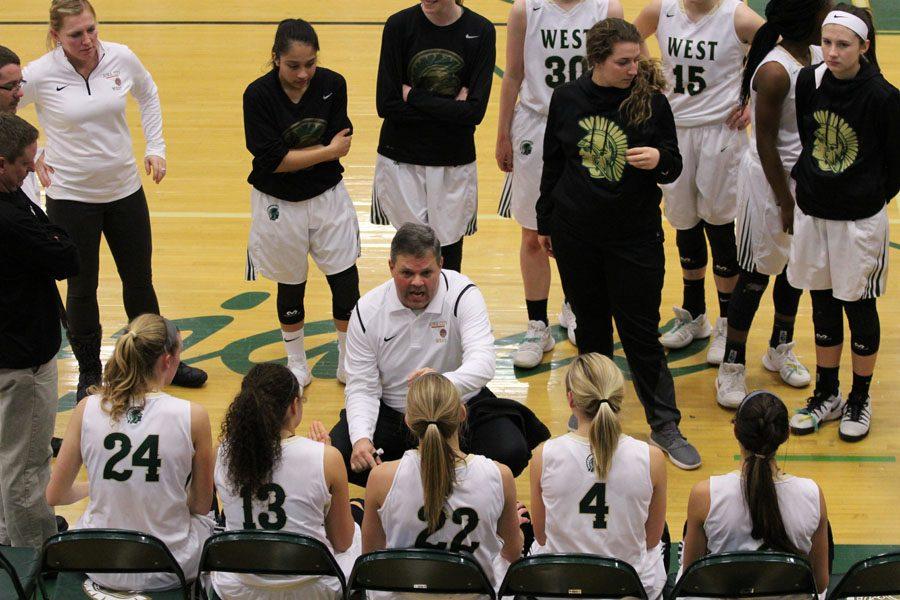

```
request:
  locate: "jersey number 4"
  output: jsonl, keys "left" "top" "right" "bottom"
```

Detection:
{"left": 241, "top": 484, "right": 288, "bottom": 530}
{"left": 415, "top": 506, "right": 481, "bottom": 553}
{"left": 102, "top": 433, "right": 161, "bottom": 482}
{"left": 579, "top": 483, "right": 609, "bottom": 529}
{"left": 672, "top": 65, "right": 707, "bottom": 96}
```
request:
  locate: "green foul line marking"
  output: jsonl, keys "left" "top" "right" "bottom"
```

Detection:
{"left": 890, "top": 241, "right": 900, "bottom": 250}
{"left": 494, "top": 65, "right": 505, "bottom": 78}
{"left": 733, "top": 454, "right": 895, "bottom": 463}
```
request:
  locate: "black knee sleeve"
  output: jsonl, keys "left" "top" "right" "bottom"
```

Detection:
{"left": 704, "top": 221, "right": 739, "bottom": 278}
{"left": 675, "top": 223, "right": 708, "bottom": 270}
{"left": 811, "top": 289, "right": 843, "bottom": 347}
{"left": 728, "top": 269, "right": 769, "bottom": 332}
{"left": 441, "top": 239, "right": 463, "bottom": 273}
{"left": 772, "top": 270, "right": 802, "bottom": 318}
{"left": 326, "top": 265, "right": 361, "bottom": 322}
{"left": 844, "top": 298, "right": 880, "bottom": 356}
{"left": 276, "top": 282, "right": 306, "bottom": 325}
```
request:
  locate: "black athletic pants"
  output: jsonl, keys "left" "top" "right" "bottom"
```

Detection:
{"left": 330, "top": 388, "right": 531, "bottom": 487}
{"left": 552, "top": 226, "right": 681, "bottom": 430}
{"left": 47, "top": 188, "right": 159, "bottom": 336}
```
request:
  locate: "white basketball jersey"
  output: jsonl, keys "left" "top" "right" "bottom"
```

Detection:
{"left": 379, "top": 451, "right": 505, "bottom": 588}
{"left": 78, "top": 392, "right": 195, "bottom": 572}
{"left": 519, "top": 0, "right": 610, "bottom": 115}
{"left": 748, "top": 45, "right": 823, "bottom": 171}
{"left": 540, "top": 434, "right": 659, "bottom": 592}
{"left": 704, "top": 471, "right": 821, "bottom": 554}
{"left": 656, "top": 0, "right": 747, "bottom": 126}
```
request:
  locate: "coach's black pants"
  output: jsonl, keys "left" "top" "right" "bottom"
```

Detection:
{"left": 330, "top": 388, "right": 536, "bottom": 487}
{"left": 47, "top": 188, "right": 159, "bottom": 336}
{"left": 552, "top": 226, "right": 681, "bottom": 431}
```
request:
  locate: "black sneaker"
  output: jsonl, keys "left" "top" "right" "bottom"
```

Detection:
{"left": 171, "top": 361, "right": 208, "bottom": 388}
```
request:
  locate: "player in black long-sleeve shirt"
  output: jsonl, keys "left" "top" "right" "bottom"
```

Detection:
{"left": 242, "top": 19, "right": 361, "bottom": 388}
{"left": 785, "top": 4, "right": 899, "bottom": 442}
{"left": 536, "top": 18, "right": 700, "bottom": 470}
{"left": 371, "top": 0, "right": 496, "bottom": 272}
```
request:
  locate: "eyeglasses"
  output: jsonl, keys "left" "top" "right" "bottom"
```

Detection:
{"left": 0, "top": 79, "right": 25, "bottom": 92}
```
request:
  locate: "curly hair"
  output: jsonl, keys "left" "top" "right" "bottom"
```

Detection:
{"left": 219, "top": 363, "right": 301, "bottom": 498}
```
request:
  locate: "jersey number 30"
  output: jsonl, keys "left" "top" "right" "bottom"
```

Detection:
{"left": 579, "top": 483, "right": 609, "bottom": 529}
{"left": 102, "top": 433, "right": 161, "bottom": 482}
{"left": 545, "top": 55, "right": 587, "bottom": 88}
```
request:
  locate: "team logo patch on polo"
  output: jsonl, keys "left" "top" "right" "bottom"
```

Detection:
{"left": 282, "top": 117, "right": 327, "bottom": 149}
{"left": 267, "top": 204, "right": 280, "bottom": 221}
{"left": 430, "top": 320, "right": 448, "bottom": 343}
{"left": 408, "top": 49, "right": 464, "bottom": 97}
{"left": 577, "top": 116, "right": 628, "bottom": 181}
{"left": 126, "top": 407, "right": 143, "bottom": 425}
{"left": 812, "top": 110, "right": 858, "bottom": 174}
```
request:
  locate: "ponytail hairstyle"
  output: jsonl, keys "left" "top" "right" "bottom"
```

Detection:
{"left": 271, "top": 18, "right": 319, "bottom": 69}
{"left": 48, "top": 0, "right": 97, "bottom": 50}
{"left": 740, "top": 0, "right": 830, "bottom": 105}
{"left": 565, "top": 353, "right": 625, "bottom": 480}
{"left": 406, "top": 372, "right": 463, "bottom": 533}
{"left": 733, "top": 391, "right": 800, "bottom": 554}
{"left": 586, "top": 18, "right": 667, "bottom": 128}
{"left": 97, "top": 314, "right": 180, "bottom": 423}
{"left": 219, "top": 363, "right": 301, "bottom": 498}
{"left": 830, "top": 3, "right": 879, "bottom": 71}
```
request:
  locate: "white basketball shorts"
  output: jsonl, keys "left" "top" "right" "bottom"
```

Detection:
{"left": 498, "top": 103, "right": 546, "bottom": 231}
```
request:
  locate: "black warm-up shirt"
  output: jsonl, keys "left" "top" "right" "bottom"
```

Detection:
{"left": 792, "top": 61, "right": 900, "bottom": 221}
{"left": 243, "top": 67, "right": 352, "bottom": 202}
{"left": 376, "top": 4, "right": 496, "bottom": 166}
{"left": 536, "top": 74, "right": 682, "bottom": 241}
{"left": 0, "top": 188, "right": 79, "bottom": 368}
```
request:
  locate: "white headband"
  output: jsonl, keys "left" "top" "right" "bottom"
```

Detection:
{"left": 823, "top": 10, "right": 869, "bottom": 41}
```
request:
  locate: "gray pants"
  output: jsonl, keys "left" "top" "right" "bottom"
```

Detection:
{"left": 0, "top": 360, "right": 58, "bottom": 547}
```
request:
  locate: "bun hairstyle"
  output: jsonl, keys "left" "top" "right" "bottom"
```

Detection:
{"left": 48, "top": 0, "right": 97, "bottom": 50}
{"left": 740, "top": 0, "right": 830, "bottom": 105}
{"left": 565, "top": 353, "right": 625, "bottom": 480}
{"left": 585, "top": 18, "right": 667, "bottom": 127}
{"left": 733, "top": 391, "right": 800, "bottom": 554}
{"left": 220, "top": 363, "right": 302, "bottom": 498}
{"left": 829, "top": 3, "right": 879, "bottom": 71}
{"left": 406, "top": 372, "right": 463, "bottom": 533}
{"left": 97, "top": 314, "right": 180, "bottom": 422}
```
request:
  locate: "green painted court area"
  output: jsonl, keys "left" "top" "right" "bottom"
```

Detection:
{"left": 748, "top": 0, "right": 900, "bottom": 31}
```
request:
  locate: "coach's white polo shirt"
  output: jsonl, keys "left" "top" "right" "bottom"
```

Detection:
{"left": 345, "top": 269, "right": 496, "bottom": 445}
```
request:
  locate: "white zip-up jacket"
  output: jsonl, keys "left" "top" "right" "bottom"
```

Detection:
{"left": 21, "top": 41, "right": 165, "bottom": 203}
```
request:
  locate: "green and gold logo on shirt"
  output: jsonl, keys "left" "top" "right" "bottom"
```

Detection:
{"left": 812, "top": 110, "right": 858, "bottom": 174}
{"left": 408, "top": 49, "right": 464, "bottom": 97}
{"left": 577, "top": 116, "right": 628, "bottom": 181}
{"left": 282, "top": 118, "right": 327, "bottom": 149}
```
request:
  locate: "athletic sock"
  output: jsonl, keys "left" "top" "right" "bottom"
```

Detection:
{"left": 815, "top": 365, "right": 840, "bottom": 397}
{"left": 769, "top": 317, "right": 795, "bottom": 348}
{"left": 683, "top": 278, "right": 706, "bottom": 319}
{"left": 717, "top": 290, "right": 732, "bottom": 320}
{"left": 849, "top": 373, "right": 872, "bottom": 401}
{"left": 723, "top": 339, "right": 746, "bottom": 365}
{"left": 526, "top": 299, "right": 549, "bottom": 326}
{"left": 282, "top": 327, "right": 306, "bottom": 360}
{"left": 336, "top": 330, "right": 347, "bottom": 365}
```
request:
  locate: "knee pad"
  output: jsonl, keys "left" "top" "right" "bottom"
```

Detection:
{"left": 326, "top": 265, "right": 361, "bottom": 322}
{"left": 810, "top": 290, "right": 843, "bottom": 347}
{"left": 704, "top": 222, "right": 739, "bottom": 278}
{"left": 675, "top": 223, "right": 708, "bottom": 270}
{"left": 276, "top": 282, "right": 306, "bottom": 325}
{"left": 771, "top": 270, "right": 802, "bottom": 318}
{"left": 844, "top": 298, "right": 880, "bottom": 356}
{"left": 728, "top": 269, "right": 769, "bottom": 332}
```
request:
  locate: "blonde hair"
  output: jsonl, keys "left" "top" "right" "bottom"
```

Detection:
{"left": 565, "top": 353, "right": 625, "bottom": 480}
{"left": 95, "top": 314, "right": 180, "bottom": 422}
{"left": 406, "top": 372, "right": 463, "bottom": 533}
{"left": 47, "top": 0, "right": 97, "bottom": 49}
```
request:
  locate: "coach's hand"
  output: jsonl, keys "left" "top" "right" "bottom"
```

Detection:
{"left": 625, "top": 147, "right": 660, "bottom": 170}
{"left": 328, "top": 129, "right": 353, "bottom": 160}
{"left": 538, "top": 234, "right": 553, "bottom": 258}
{"left": 407, "top": 367, "right": 437, "bottom": 383}
{"left": 351, "top": 438, "right": 381, "bottom": 473}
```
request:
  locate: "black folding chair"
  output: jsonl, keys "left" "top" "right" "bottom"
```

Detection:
{"left": 669, "top": 551, "right": 818, "bottom": 599}
{"left": 37, "top": 529, "right": 190, "bottom": 600}
{"left": 498, "top": 553, "right": 648, "bottom": 599}
{"left": 346, "top": 548, "right": 496, "bottom": 599}
{"left": 194, "top": 530, "right": 346, "bottom": 599}
{"left": 0, "top": 547, "right": 39, "bottom": 599}
{"left": 827, "top": 551, "right": 900, "bottom": 600}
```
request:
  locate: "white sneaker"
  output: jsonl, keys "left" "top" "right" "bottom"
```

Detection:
{"left": 558, "top": 302, "right": 577, "bottom": 346}
{"left": 660, "top": 307, "right": 712, "bottom": 349}
{"left": 513, "top": 320, "right": 555, "bottom": 369}
{"left": 762, "top": 342, "right": 811, "bottom": 388}
{"left": 287, "top": 355, "right": 312, "bottom": 387}
{"left": 839, "top": 396, "right": 871, "bottom": 442}
{"left": 706, "top": 318, "right": 727, "bottom": 365}
{"left": 716, "top": 362, "right": 747, "bottom": 408}
{"left": 790, "top": 391, "right": 844, "bottom": 435}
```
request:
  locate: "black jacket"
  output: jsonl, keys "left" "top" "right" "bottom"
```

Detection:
{"left": 0, "top": 188, "right": 79, "bottom": 368}
{"left": 792, "top": 61, "right": 900, "bottom": 220}
{"left": 536, "top": 73, "right": 682, "bottom": 241}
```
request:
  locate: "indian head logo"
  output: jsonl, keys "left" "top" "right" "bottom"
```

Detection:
{"left": 577, "top": 116, "right": 628, "bottom": 181}
{"left": 812, "top": 110, "right": 858, "bottom": 174}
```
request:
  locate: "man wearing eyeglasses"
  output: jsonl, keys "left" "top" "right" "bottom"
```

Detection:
{"left": 0, "top": 46, "right": 39, "bottom": 208}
